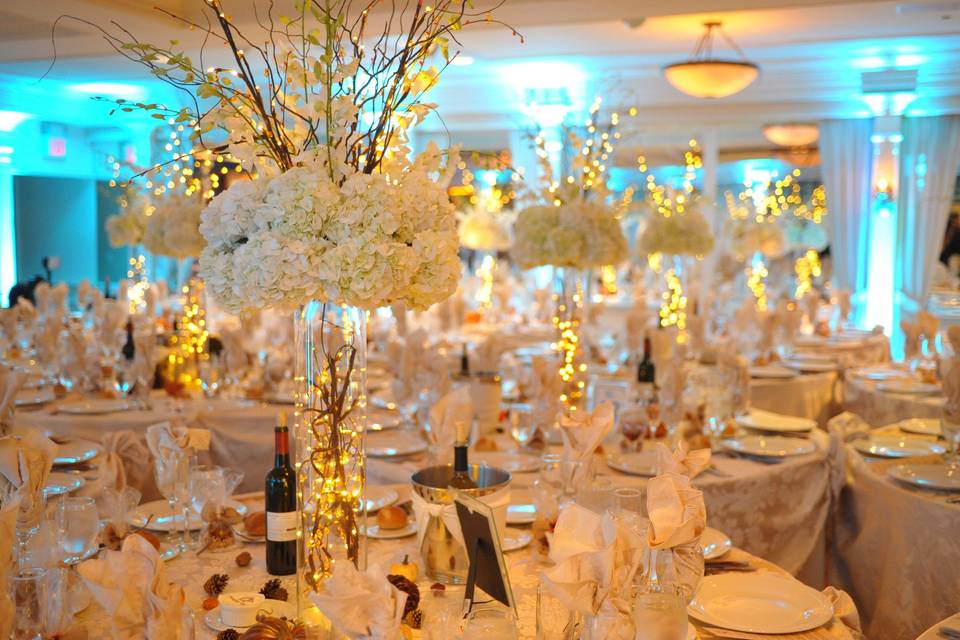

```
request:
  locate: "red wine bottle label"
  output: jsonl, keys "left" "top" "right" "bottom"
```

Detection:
{"left": 266, "top": 511, "right": 297, "bottom": 542}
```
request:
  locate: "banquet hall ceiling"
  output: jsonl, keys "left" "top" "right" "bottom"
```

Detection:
{"left": 0, "top": 0, "right": 958, "bottom": 145}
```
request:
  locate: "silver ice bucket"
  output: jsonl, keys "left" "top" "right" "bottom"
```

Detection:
{"left": 411, "top": 464, "right": 511, "bottom": 584}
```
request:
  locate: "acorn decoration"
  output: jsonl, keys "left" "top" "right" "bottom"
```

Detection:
{"left": 239, "top": 615, "right": 307, "bottom": 640}
{"left": 259, "top": 578, "right": 289, "bottom": 602}
{"left": 235, "top": 551, "right": 252, "bottom": 567}
{"left": 217, "top": 630, "right": 240, "bottom": 640}
{"left": 204, "top": 573, "right": 230, "bottom": 596}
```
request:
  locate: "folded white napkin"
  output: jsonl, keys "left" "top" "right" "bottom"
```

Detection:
{"left": 917, "top": 310, "right": 940, "bottom": 344}
{"left": 774, "top": 298, "right": 803, "bottom": 344}
{"left": 309, "top": 563, "right": 408, "bottom": 640}
{"left": 646, "top": 471, "right": 706, "bottom": 600}
{"left": 757, "top": 311, "right": 778, "bottom": 355}
{"left": 80, "top": 431, "right": 150, "bottom": 498}
{"left": 78, "top": 534, "right": 186, "bottom": 639}
{"left": 0, "top": 365, "right": 26, "bottom": 437}
{"left": 472, "top": 333, "right": 505, "bottom": 373}
{"left": 77, "top": 280, "right": 92, "bottom": 310}
{"left": 803, "top": 291, "right": 821, "bottom": 326}
{"left": 835, "top": 289, "right": 852, "bottom": 323}
{"left": 33, "top": 282, "right": 51, "bottom": 318}
{"left": 34, "top": 319, "right": 61, "bottom": 368}
{"left": 901, "top": 320, "right": 922, "bottom": 360}
{"left": 51, "top": 282, "right": 69, "bottom": 320}
{"left": 118, "top": 280, "right": 130, "bottom": 305}
{"left": 0, "top": 309, "right": 15, "bottom": 344}
{"left": 0, "top": 433, "right": 56, "bottom": 536}
{"left": 541, "top": 504, "right": 645, "bottom": 637}
{"left": 96, "top": 486, "right": 142, "bottom": 538}
{"left": 559, "top": 402, "right": 614, "bottom": 484}
{"left": 145, "top": 422, "right": 210, "bottom": 477}
{"left": 655, "top": 441, "right": 710, "bottom": 479}
{"left": 426, "top": 386, "right": 474, "bottom": 449}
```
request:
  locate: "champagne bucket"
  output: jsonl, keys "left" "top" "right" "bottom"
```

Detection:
{"left": 411, "top": 464, "right": 511, "bottom": 584}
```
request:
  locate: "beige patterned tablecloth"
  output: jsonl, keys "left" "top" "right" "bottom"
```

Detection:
{"left": 842, "top": 374, "right": 943, "bottom": 426}
{"left": 750, "top": 372, "right": 841, "bottom": 427}
{"left": 833, "top": 425, "right": 960, "bottom": 640}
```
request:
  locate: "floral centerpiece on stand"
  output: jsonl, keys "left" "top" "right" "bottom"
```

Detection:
{"left": 144, "top": 191, "right": 205, "bottom": 260}
{"left": 88, "top": 0, "right": 515, "bottom": 601}
{"left": 513, "top": 99, "right": 629, "bottom": 411}
{"left": 105, "top": 186, "right": 152, "bottom": 249}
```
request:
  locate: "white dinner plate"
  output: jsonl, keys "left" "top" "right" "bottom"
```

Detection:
{"left": 782, "top": 359, "right": 837, "bottom": 373}
{"left": 57, "top": 399, "right": 130, "bottom": 415}
{"left": 502, "top": 528, "right": 533, "bottom": 552}
{"left": 736, "top": 409, "right": 815, "bottom": 434}
{"left": 365, "top": 486, "right": 399, "bottom": 513}
{"left": 876, "top": 380, "right": 941, "bottom": 395}
{"left": 366, "top": 432, "right": 427, "bottom": 458}
{"left": 129, "top": 498, "right": 248, "bottom": 532}
{"left": 887, "top": 463, "right": 960, "bottom": 491}
{"left": 473, "top": 452, "right": 540, "bottom": 473}
{"left": 748, "top": 365, "right": 797, "bottom": 379}
{"left": 793, "top": 335, "right": 827, "bottom": 347}
{"left": 368, "top": 411, "right": 402, "bottom": 432}
{"left": 856, "top": 367, "right": 905, "bottom": 381}
{"left": 204, "top": 599, "right": 296, "bottom": 632}
{"left": 53, "top": 438, "right": 102, "bottom": 466}
{"left": 701, "top": 527, "right": 733, "bottom": 560}
{"left": 506, "top": 503, "right": 536, "bottom": 525}
{"left": 722, "top": 435, "right": 816, "bottom": 459}
{"left": 15, "top": 388, "right": 55, "bottom": 407}
{"left": 364, "top": 521, "right": 417, "bottom": 540}
{"left": 43, "top": 472, "right": 85, "bottom": 496}
{"left": 688, "top": 572, "right": 834, "bottom": 634}
{"left": 786, "top": 352, "right": 837, "bottom": 365}
{"left": 853, "top": 436, "right": 946, "bottom": 458}
{"left": 369, "top": 390, "right": 398, "bottom": 411}
{"left": 895, "top": 418, "right": 942, "bottom": 437}
{"left": 606, "top": 451, "right": 659, "bottom": 476}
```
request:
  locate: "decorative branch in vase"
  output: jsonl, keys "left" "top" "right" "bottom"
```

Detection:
{"left": 63, "top": 0, "right": 519, "bottom": 595}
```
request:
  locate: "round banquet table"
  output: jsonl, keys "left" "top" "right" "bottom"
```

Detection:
{"left": 72, "top": 487, "right": 862, "bottom": 640}
{"left": 842, "top": 370, "right": 943, "bottom": 426}
{"left": 833, "top": 424, "right": 960, "bottom": 640}
{"left": 367, "top": 429, "right": 843, "bottom": 588}
{"left": 791, "top": 331, "right": 890, "bottom": 367}
{"left": 915, "top": 612, "right": 960, "bottom": 640}
{"left": 749, "top": 371, "right": 840, "bottom": 427}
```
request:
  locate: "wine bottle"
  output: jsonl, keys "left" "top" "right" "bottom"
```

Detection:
{"left": 448, "top": 420, "right": 477, "bottom": 490}
{"left": 460, "top": 344, "right": 470, "bottom": 377}
{"left": 265, "top": 413, "right": 297, "bottom": 575}
{"left": 121, "top": 319, "right": 135, "bottom": 361}
{"left": 637, "top": 335, "right": 656, "bottom": 385}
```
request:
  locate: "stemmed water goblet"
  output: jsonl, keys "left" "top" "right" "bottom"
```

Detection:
{"left": 508, "top": 406, "right": 537, "bottom": 451}
{"left": 153, "top": 449, "right": 190, "bottom": 551}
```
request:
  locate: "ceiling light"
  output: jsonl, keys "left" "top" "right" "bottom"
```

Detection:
{"left": 763, "top": 123, "right": 819, "bottom": 147}
{"left": 69, "top": 82, "right": 146, "bottom": 100}
{"left": 452, "top": 55, "right": 474, "bottom": 67}
{"left": 663, "top": 22, "right": 759, "bottom": 99}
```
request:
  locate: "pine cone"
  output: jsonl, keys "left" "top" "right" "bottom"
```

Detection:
{"left": 386, "top": 574, "right": 420, "bottom": 618}
{"left": 204, "top": 573, "right": 230, "bottom": 596}
{"left": 404, "top": 609, "right": 424, "bottom": 630}
{"left": 217, "top": 630, "right": 240, "bottom": 640}
{"left": 259, "top": 578, "right": 289, "bottom": 602}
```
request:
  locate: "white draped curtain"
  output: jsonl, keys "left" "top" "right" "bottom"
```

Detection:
{"left": 897, "top": 115, "right": 960, "bottom": 310}
{"left": 819, "top": 119, "right": 875, "bottom": 307}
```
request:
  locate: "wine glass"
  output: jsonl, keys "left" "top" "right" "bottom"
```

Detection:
{"left": 508, "top": 406, "right": 537, "bottom": 450}
{"left": 113, "top": 356, "right": 137, "bottom": 397}
{"left": 620, "top": 407, "right": 648, "bottom": 452}
{"left": 56, "top": 497, "right": 99, "bottom": 564}
{"left": 462, "top": 608, "right": 518, "bottom": 640}
{"left": 941, "top": 416, "right": 960, "bottom": 469}
{"left": 153, "top": 449, "right": 189, "bottom": 550}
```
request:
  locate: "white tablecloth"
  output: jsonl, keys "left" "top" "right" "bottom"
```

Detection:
{"left": 792, "top": 333, "right": 890, "bottom": 367}
{"left": 833, "top": 427, "right": 960, "bottom": 640}
{"left": 750, "top": 372, "right": 841, "bottom": 427}
{"left": 842, "top": 374, "right": 943, "bottom": 426}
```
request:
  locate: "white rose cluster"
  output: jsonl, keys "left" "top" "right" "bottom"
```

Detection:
{"left": 199, "top": 143, "right": 461, "bottom": 313}
{"left": 726, "top": 219, "right": 786, "bottom": 260}
{"left": 458, "top": 205, "right": 514, "bottom": 251}
{"left": 637, "top": 208, "right": 715, "bottom": 257}
{"left": 105, "top": 189, "right": 152, "bottom": 248}
{"left": 143, "top": 192, "right": 206, "bottom": 259}
{"left": 512, "top": 199, "right": 628, "bottom": 269}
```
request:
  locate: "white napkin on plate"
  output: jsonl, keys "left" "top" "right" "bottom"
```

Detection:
{"left": 145, "top": 422, "right": 210, "bottom": 464}
{"left": 51, "top": 282, "right": 69, "bottom": 320}
{"left": 917, "top": 310, "right": 939, "bottom": 345}
{"left": 646, "top": 471, "right": 706, "bottom": 600}
{"left": 0, "top": 366, "right": 26, "bottom": 437}
{"left": 426, "top": 386, "right": 474, "bottom": 450}
{"left": 77, "top": 534, "right": 186, "bottom": 640}
{"left": 0, "top": 433, "right": 56, "bottom": 539}
{"left": 33, "top": 282, "right": 51, "bottom": 318}
{"left": 655, "top": 441, "right": 710, "bottom": 479}
{"left": 901, "top": 320, "right": 922, "bottom": 360}
{"left": 558, "top": 402, "right": 614, "bottom": 484}
{"left": 309, "top": 563, "right": 407, "bottom": 640}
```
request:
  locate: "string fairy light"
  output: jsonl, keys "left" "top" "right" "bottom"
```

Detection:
{"left": 794, "top": 249, "right": 822, "bottom": 299}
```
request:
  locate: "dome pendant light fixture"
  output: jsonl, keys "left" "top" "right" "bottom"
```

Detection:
{"left": 663, "top": 21, "right": 759, "bottom": 99}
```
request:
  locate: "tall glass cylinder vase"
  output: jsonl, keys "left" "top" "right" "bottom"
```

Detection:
{"left": 552, "top": 266, "right": 588, "bottom": 412}
{"left": 294, "top": 301, "right": 367, "bottom": 601}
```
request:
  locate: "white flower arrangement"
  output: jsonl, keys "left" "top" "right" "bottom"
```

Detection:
{"left": 105, "top": 188, "right": 151, "bottom": 248}
{"left": 512, "top": 199, "right": 628, "bottom": 269}
{"left": 784, "top": 219, "right": 829, "bottom": 252}
{"left": 637, "top": 208, "right": 715, "bottom": 257}
{"left": 458, "top": 205, "right": 514, "bottom": 251}
{"left": 725, "top": 219, "right": 786, "bottom": 260}
{"left": 144, "top": 192, "right": 205, "bottom": 260}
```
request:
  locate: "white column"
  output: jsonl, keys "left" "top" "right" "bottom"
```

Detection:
{"left": 698, "top": 129, "right": 720, "bottom": 303}
{"left": 0, "top": 161, "right": 15, "bottom": 302}
{"left": 865, "top": 116, "right": 901, "bottom": 342}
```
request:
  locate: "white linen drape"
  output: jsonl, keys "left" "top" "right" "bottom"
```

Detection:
{"left": 819, "top": 119, "right": 875, "bottom": 311}
{"left": 897, "top": 115, "right": 960, "bottom": 309}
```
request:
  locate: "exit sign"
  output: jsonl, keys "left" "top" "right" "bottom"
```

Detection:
{"left": 48, "top": 137, "right": 67, "bottom": 157}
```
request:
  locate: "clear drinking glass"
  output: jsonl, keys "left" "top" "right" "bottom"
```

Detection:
{"left": 613, "top": 487, "right": 645, "bottom": 516}
{"left": 941, "top": 416, "right": 960, "bottom": 469}
{"left": 57, "top": 496, "right": 99, "bottom": 564}
{"left": 114, "top": 356, "right": 137, "bottom": 397}
{"left": 462, "top": 607, "right": 519, "bottom": 640}
{"left": 509, "top": 406, "right": 537, "bottom": 450}
{"left": 536, "top": 584, "right": 582, "bottom": 640}
{"left": 153, "top": 449, "right": 189, "bottom": 550}
{"left": 10, "top": 568, "right": 46, "bottom": 640}
{"left": 536, "top": 453, "right": 583, "bottom": 505}
{"left": 633, "top": 583, "right": 688, "bottom": 640}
